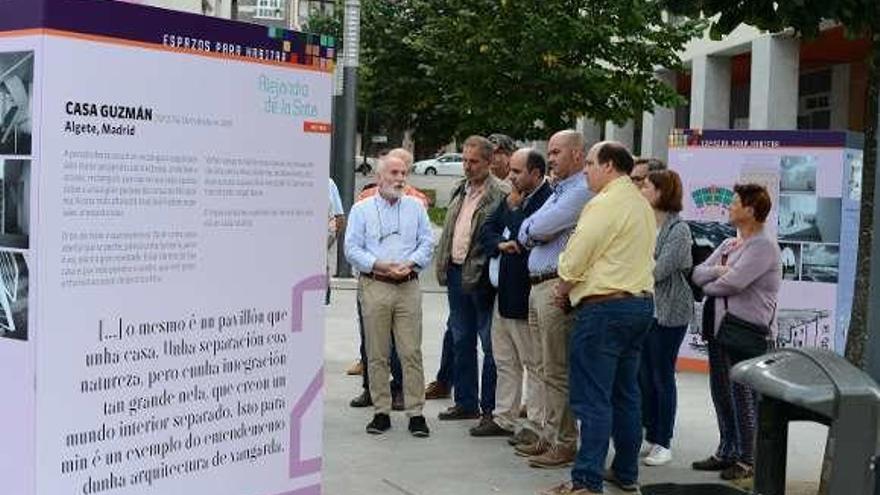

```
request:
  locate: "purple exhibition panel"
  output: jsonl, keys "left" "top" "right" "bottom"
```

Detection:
{"left": 0, "top": 1, "right": 332, "bottom": 494}
{"left": 669, "top": 129, "right": 861, "bottom": 370}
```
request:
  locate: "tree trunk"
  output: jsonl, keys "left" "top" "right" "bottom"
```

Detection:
{"left": 844, "top": 31, "right": 879, "bottom": 369}
{"left": 819, "top": 29, "right": 879, "bottom": 495}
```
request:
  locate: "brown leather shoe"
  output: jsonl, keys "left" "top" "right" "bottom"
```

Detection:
{"left": 529, "top": 444, "right": 576, "bottom": 469}
{"left": 720, "top": 462, "right": 754, "bottom": 481}
{"left": 469, "top": 416, "right": 513, "bottom": 437}
{"left": 539, "top": 481, "right": 598, "bottom": 495}
{"left": 346, "top": 360, "right": 363, "bottom": 376}
{"left": 438, "top": 405, "right": 480, "bottom": 420}
{"left": 424, "top": 381, "right": 451, "bottom": 400}
{"left": 692, "top": 455, "right": 735, "bottom": 471}
{"left": 514, "top": 439, "right": 550, "bottom": 458}
{"left": 508, "top": 428, "right": 539, "bottom": 447}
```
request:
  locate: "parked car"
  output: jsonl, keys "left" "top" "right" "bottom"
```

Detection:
{"left": 412, "top": 153, "right": 463, "bottom": 176}
{"left": 355, "top": 156, "right": 378, "bottom": 175}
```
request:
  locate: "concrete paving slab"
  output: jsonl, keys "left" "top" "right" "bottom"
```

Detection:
{"left": 323, "top": 288, "right": 826, "bottom": 495}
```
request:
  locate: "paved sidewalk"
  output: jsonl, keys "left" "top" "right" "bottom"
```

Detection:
{"left": 322, "top": 287, "right": 825, "bottom": 495}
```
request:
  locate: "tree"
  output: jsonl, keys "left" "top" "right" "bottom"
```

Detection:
{"left": 307, "top": 0, "right": 703, "bottom": 150}
{"left": 409, "top": 0, "right": 704, "bottom": 139}
{"left": 665, "top": 0, "right": 878, "bottom": 370}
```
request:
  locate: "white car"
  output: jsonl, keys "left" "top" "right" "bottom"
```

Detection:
{"left": 412, "top": 153, "right": 463, "bottom": 176}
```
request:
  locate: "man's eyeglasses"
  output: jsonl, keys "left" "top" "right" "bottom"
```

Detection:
{"left": 631, "top": 175, "right": 647, "bottom": 185}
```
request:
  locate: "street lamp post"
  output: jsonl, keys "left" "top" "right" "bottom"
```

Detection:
{"left": 335, "top": 0, "right": 360, "bottom": 278}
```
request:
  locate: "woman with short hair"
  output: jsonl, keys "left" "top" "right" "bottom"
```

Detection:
{"left": 690, "top": 183, "right": 782, "bottom": 481}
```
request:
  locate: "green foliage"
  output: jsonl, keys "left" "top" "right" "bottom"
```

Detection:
{"left": 664, "top": 0, "right": 877, "bottom": 40}
{"left": 308, "top": 0, "right": 704, "bottom": 148}
{"left": 428, "top": 206, "right": 447, "bottom": 226}
{"left": 303, "top": 11, "right": 341, "bottom": 40}
{"left": 411, "top": 0, "right": 703, "bottom": 138}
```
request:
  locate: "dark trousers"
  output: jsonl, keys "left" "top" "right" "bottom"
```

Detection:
{"left": 707, "top": 337, "right": 757, "bottom": 465}
{"left": 639, "top": 319, "right": 687, "bottom": 449}
{"left": 435, "top": 315, "right": 455, "bottom": 386}
{"left": 447, "top": 265, "right": 495, "bottom": 414}
{"left": 358, "top": 295, "right": 402, "bottom": 394}
{"left": 569, "top": 297, "right": 653, "bottom": 492}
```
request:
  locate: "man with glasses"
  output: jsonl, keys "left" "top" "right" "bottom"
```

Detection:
{"left": 345, "top": 155, "right": 434, "bottom": 437}
{"left": 629, "top": 157, "right": 666, "bottom": 187}
{"left": 543, "top": 141, "right": 656, "bottom": 495}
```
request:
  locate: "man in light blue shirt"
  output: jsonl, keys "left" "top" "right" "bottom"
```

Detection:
{"left": 513, "top": 130, "right": 593, "bottom": 467}
{"left": 345, "top": 155, "right": 434, "bottom": 438}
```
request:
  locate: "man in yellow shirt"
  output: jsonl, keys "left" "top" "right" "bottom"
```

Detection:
{"left": 542, "top": 141, "right": 656, "bottom": 495}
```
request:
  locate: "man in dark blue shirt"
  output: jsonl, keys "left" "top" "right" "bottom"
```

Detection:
{"left": 472, "top": 148, "right": 552, "bottom": 437}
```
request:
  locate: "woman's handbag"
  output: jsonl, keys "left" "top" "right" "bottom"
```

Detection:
{"left": 716, "top": 296, "right": 773, "bottom": 361}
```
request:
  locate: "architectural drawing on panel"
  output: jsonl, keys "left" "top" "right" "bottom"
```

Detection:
{"left": 775, "top": 309, "right": 833, "bottom": 350}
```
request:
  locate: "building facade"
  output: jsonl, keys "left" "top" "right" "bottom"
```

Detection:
{"left": 234, "top": 0, "right": 333, "bottom": 29}
{"left": 581, "top": 24, "right": 870, "bottom": 162}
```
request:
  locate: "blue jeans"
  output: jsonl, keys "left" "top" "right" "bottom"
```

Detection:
{"left": 639, "top": 320, "right": 687, "bottom": 449}
{"left": 435, "top": 315, "right": 455, "bottom": 387}
{"left": 569, "top": 297, "right": 653, "bottom": 492}
{"left": 358, "top": 295, "right": 402, "bottom": 394}
{"left": 447, "top": 265, "right": 495, "bottom": 414}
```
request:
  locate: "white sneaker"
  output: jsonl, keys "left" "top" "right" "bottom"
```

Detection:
{"left": 639, "top": 441, "right": 655, "bottom": 457}
{"left": 644, "top": 445, "right": 673, "bottom": 466}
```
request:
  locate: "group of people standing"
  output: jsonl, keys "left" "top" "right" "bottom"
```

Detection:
{"left": 342, "top": 130, "right": 781, "bottom": 494}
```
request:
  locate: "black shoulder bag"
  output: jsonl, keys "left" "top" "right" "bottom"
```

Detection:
{"left": 716, "top": 296, "right": 773, "bottom": 363}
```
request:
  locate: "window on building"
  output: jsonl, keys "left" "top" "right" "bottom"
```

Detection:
{"left": 729, "top": 84, "right": 750, "bottom": 129}
{"left": 255, "top": 0, "right": 284, "bottom": 19}
{"left": 798, "top": 69, "right": 832, "bottom": 130}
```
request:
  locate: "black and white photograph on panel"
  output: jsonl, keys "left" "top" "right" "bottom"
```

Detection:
{"left": 686, "top": 221, "right": 737, "bottom": 253}
{"left": 0, "top": 159, "right": 29, "bottom": 249}
{"left": 0, "top": 251, "right": 28, "bottom": 341}
{"left": 0, "top": 51, "right": 33, "bottom": 156}
{"left": 780, "top": 155, "right": 817, "bottom": 194}
{"left": 778, "top": 195, "right": 842, "bottom": 244}
{"left": 780, "top": 243, "right": 802, "bottom": 281}
{"left": 801, "top": 244, "right": 840, "bottom": 284}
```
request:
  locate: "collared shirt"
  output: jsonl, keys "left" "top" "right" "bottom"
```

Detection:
{"left": 559, "top": 175, "right": 656, "bottom": 305}
{"left": 451, "top": 181, "right": 486, "bottom": 264}
{"left": 344, "top": 195, "right": 434, "bottom": 275}
{"left": 518, "top": 173, "right": 592, "bottom": 275}
{"left": 329, "top": 178, "right": 344, "bottom": 216}
{"left": 519, "top": 178, "right": 547, "bottom": 210}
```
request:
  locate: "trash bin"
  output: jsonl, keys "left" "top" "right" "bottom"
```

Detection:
{"left": 731, "top": 348, "right": 880, "bottom": 495}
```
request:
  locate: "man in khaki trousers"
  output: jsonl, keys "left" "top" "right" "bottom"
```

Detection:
{"left": 344, "top": 155, "right": 434, "bottom": 437}
{"left": 517, "top": 130, "right": 593, "bottom": 468}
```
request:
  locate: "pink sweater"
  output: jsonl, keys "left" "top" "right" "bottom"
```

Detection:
{"left": 692, "top": 228, "right": 782, "bottom": 336}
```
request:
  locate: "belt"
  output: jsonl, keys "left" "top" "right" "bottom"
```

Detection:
{"left": 529, "top": 272, "right": 559, "bottom": 285}
{"left": 575, "top": 291, "right": 652, "bottom": 309}
{"left": 361, "top": 272, "right": 418, "bottom": 285}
